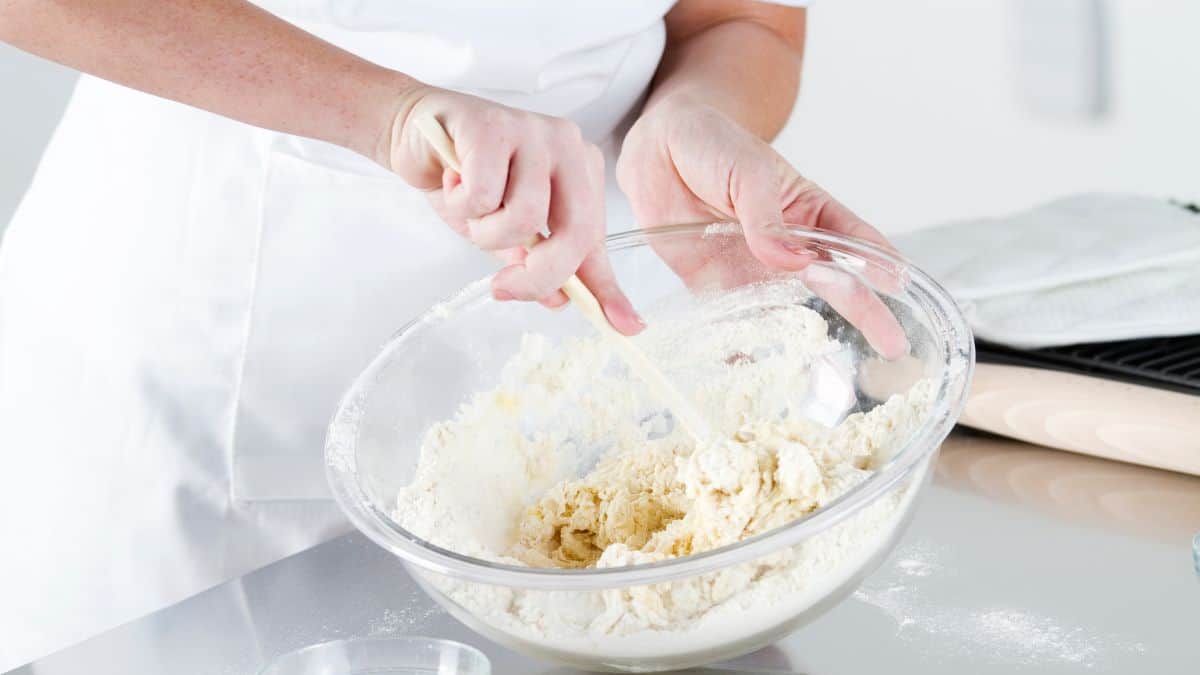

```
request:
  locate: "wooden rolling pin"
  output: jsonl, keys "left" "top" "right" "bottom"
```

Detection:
{"left": 960, "top": 363, "right": 1200, "bottom": 476}
{"left": 412, "top": 114, "right": 714, "bottom": 444}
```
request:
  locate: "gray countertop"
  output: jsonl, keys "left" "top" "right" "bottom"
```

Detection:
{"left": 12, "top": 431, "right": 1200, "bottom": 674}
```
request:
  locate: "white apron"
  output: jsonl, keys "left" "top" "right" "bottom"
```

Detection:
{"left": 0, "top": 1, "right": 670, "bottom": 667}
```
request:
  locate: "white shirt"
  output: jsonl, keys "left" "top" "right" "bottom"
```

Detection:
{"left": 0, "top": 1, "right": 808, "bottom": 668}
{"left": 258, "top": 0, "right": 675, "bottom": 141}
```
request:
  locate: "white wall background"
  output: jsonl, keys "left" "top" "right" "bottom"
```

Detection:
{"left": 2, "top": 0, "right": 1198, "bottom": 238}
{"left": 787, "top": 0, "right": 1200, "bottom": 232}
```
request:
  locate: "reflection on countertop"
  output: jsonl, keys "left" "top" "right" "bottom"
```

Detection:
{"left": 541, "top": 643, "right": 801, "bottom": 674}
{"left": 935, "top": 429, "right": 1200, "bottom": 544}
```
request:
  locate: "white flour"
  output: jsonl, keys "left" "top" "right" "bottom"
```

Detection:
{"left": 855, "top": 542, "right": 1149, "bottom": 668}
{"left": 394, "top": 282, "right": 935, "bottom": 664}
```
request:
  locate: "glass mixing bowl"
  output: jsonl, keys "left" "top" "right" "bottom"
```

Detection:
{"left": 326, "top": 224, "right": 973, "bottom": 672}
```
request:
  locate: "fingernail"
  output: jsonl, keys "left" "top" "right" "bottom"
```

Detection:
{"left": 780, "top": 238, "right": 814, "bottom": 256}
{"left": 633, "top": 311, "right": 647, "bottom": 329}
{"left": 542, "top": 290, "right": 569, "bottom": 310}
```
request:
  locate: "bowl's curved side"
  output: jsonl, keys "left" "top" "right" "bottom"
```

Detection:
{"left": 324, "top": 224, "right": 974, "bottom": 592}
{"left": 404, "top": 452, "right": 938, "bottom": 672}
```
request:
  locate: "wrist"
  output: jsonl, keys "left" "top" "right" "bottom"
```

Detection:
{"left": 641, "top": 88, "right": 704, "bottom": 118}
{"left": 640, "top": 90, "right": 737, "bottom": 133}
{"left": 344, "top": 68, "right": 430, "bottom": 168}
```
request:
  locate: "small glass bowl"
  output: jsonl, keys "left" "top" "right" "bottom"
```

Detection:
{"left": 258, "top": 636, "right": 490, "bottom": 674}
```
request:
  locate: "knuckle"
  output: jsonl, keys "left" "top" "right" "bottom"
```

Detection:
{"left": 574, "top": 221, "right": 603, "bottom": 247}
{"left": 790, "top": 175, "right": 824, "bottom": 201}
{"left": 473, "top": 198, "right": 502, "bottom": 217}
{"left": 586, "top": 144, "right": 605, "bottom": 175}
{"left": 470, "top": 229, "right": 508, "bottom": 250}
{"left": 504, "top": 208, "right": 546, "bottom": 237}
{"left": 520, "top": 114, "right": 549, "bottom": 138}
{"left": 551, "top": 118, "right": 583, "bottom": 144}
{"left": 479, "top": 106, "right": 512, "bottom": 128}
{"left": 474, "top": 236, "right": 507, "bottom": 252}
{"left": 591, "top": 224, "right": 606, "bottom": 246}
{"left": 466, "top": 186, "right": 500, "bottom": 214}
{"left": 535, "top": 275, "right": 566, "bottom": 299}
{"left": 850, "top": 280, "right": 877, "bottom": 307}
{"left": 476, "top": 113, "right": 519, "bottom": 149}
{"left": 568, "top": 240, "right": 595, "bottom": 272}
{"left": 512, "top": 277, "right": 549, "bottom": 300}
{"left": 458, "top": 120, "right": 493, "bottom": 150}
{"left": 530, "top": 259, "right": 571, "bottom": 296}
{"left": 495, "top": 280, "right": 528, "bottom": 300}
{"left": 520, "top": 220, "right": 547, "bottom": 239}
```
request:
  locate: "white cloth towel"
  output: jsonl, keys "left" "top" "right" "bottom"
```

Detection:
{"left": 895, "top": 194, "right": 1200, "bottom": 348}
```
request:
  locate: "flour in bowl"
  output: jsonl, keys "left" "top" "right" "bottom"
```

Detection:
{"left": 394, "top": 283, "right": 935, "bottom": 664}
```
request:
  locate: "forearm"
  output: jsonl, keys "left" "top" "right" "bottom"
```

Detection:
{"left": 0, "top": 0, "right": 415, "bottom": 160}
{"left": 647, "top": 1, "right": 805, "bottom": 140}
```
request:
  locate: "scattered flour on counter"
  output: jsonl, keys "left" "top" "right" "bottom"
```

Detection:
{"left": 367, "top": 603, "right": 445, "bottom": 637}
{"left": 393, "top": 282, "right": 936, "bottom": 662}
{"left": 854, "top": 543, "right": 1150, "bottom": 668}
{"left": 855, "top": 586, "right": 1148, "bottom": 668}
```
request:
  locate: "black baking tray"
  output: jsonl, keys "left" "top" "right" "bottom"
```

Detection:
{"left": 976, "top": 334, "right": 1200, "bottom": 395}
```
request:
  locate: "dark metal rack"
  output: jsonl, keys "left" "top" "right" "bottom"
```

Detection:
{"left": 976, "top": 334, "right": 1200, "bottom": 395}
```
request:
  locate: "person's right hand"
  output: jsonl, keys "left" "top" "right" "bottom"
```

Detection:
{"left": 380, "top": 85, "right": 643, "bottom": 336}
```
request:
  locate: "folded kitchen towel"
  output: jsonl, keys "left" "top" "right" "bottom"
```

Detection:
{"left": 894, "top": 194, "right": 1200, "bottom": 349}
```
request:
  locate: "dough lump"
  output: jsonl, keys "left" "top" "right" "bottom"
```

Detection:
{"left": 512, "top": 382, "right": 931, "bottom": 569}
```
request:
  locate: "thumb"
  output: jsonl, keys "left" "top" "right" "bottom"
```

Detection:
{"left": 731, "top": 162, "right": 815, "bottom": 272}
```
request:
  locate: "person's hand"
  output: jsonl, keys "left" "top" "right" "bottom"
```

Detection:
{"left": 616, "top": 97, "right": 908, "bottom": 358}
{"left": 382, "top": 85, "right": 643, "bottom": 335}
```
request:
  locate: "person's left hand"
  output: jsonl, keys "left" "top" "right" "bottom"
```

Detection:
{"left": 616, "top": 97, "right": 909, "bottom": 359}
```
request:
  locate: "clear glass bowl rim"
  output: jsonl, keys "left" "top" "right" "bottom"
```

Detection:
{"left": 258, "top": 636, "right": 490, "bottom": 674}
{"left": 325, "top": 223, "right": 975, "bottom": 591}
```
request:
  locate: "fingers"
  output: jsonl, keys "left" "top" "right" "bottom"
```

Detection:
{"left": 492, "top": 144, "right": 599, "bottom": 302}
{"left": 492, "top": 141, "right": 640, "bottom": 333}
{"left": 800, "top": 263, "right": 910, "bottom": 360}
{"left": 468, "top": 150, "right": 551, "bottom": 250}
{"left": 440, "top": 134, "right": 510, "bottom": 224}
{"left": 492, "top": 247, "right": 568, "bottom": 308}
{"left": 423, "top": 187, "right": 469, "bottom": 238}
{"left": 730, "top": 158, "right": 907, "bottom": 359}
{"left": 785, "top": 188, "right": 905, "bottom": 294}
{"left": 731, "top": 161, "right": 818, "bottom": 273}
{"left": 401, "top": 95, "right": 634, "bottom": 325}
{"left": 790, "top": 189, "right": 897, "bottom": 253}
{"left": 575, "top": 246, "right": 645, "bottom": 336}
{"left": 776, "top": 183, "right": 907, "bottom": 356}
